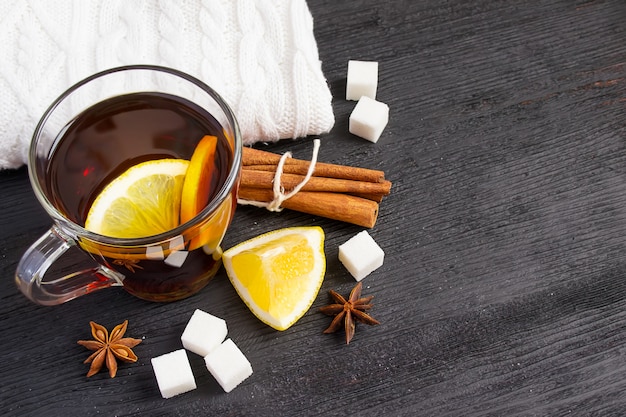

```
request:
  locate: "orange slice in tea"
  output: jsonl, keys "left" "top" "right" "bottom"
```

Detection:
{"left": 181, "top": 135, "right": 217, "bottom": 222}
{"left": 181, "top": 135, "right": 218, "bottom": 249}
{"left": 84, "top": 159, "right": 189, "bottom": 238}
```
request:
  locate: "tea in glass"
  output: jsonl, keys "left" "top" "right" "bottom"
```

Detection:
{"left": 17, "top": 66, "right": 241, "bottom": 304}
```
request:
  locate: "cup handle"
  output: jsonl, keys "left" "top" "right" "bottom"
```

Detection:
{"left": 15, "top": 226, "right": 124, "bottom": 305}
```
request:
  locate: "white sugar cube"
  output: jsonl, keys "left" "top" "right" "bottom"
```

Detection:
{"left": 151, "top": 349, "right": 197, "bottom": 399}
{"left": 145, "top": 245, "right": 164, "bottom": 260}
{"left": 169, "top": 235, "right": 185, "bottom": 251}
{"left": 346, "top": 60, "right": 378, "bottom": 100}
{"left": 164, "top": 250, "right": 188, "bottom": 267}
{"left": 338, "top": 231, "right": 385, "bottom": 281}
{"left": 349, "top": 96, "right": 389, "bottom": 143}
{"left": 204, "top": 339, "right": 253, "bottom": 393}
{"left": 181, "top": 309, "right": 228, "bottom": 357}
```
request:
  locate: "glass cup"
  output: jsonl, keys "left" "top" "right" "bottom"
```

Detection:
{"left": 15, "top": 65, "right": 242, "bottom": 305}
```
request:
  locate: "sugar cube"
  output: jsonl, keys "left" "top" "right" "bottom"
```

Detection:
{"left": 181, "top": 309, "right": 228, "bottom": 357}
{"left": 349, "top": 96, "right": 389, "bottom": 143}
{"left": 145, "top": 245, "right": 164, "bottom": 260}
{"left": 164, "top": 250, "right": 188, "bottom": 267}
{"left": 338, "top": 231, "right": 385, "bottom": 281}
{"left": 346, "top": 60, "right": 378, "bottom": 100}
{"left": 151, "top": 349, "right": 197, "bottom": 399}
{"left": 204, "top": 339, "right": 253, "bottom": 393}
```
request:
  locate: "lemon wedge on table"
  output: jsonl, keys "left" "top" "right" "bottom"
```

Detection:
{"left": 223, "top": 226, "right": 326, "bottom": 331}
{"left": 85, "top": 159, "right": 189, "bottom": 238}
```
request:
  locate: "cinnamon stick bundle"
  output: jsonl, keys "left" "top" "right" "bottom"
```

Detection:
{"left": 239, "top": 146, "right": 392, "bottom": 228}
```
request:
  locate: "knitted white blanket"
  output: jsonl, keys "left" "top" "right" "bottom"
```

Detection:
{"left": 0, "top": 0, "right": 335, "bottom": 170}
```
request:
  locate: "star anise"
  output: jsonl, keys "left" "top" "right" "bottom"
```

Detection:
{"left": 77, "top": 320, "right": 142, "bottom": 378}
{"left": 319, "top": 282, "right": 380, "bottom": 344}
{"left": 113, "top": 258, "right": 144, "bottom": 273}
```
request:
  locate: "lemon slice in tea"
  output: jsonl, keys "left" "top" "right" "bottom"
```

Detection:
{"left": 222, "top": 226, "right": 326, "bottom": 331}
{"left": 85, "top": 159, "right": 189, "bottom": 238}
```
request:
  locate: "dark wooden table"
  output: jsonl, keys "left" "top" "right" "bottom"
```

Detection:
{"left": 2, "top": 1, "right": 625, "bottom": 415}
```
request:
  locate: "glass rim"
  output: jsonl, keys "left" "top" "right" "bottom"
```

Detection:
{"left": 28, "top": 64, "right": 242, "bottom": 247}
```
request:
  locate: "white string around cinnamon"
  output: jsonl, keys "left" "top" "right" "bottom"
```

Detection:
{"left": 237, "top": 139, "right": 321, "bottom": 211}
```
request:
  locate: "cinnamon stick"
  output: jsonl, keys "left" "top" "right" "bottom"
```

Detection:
{"left": 241, "top": 169, "right": 392, "bottom": 199}
{"left": 239, "top": 145, "right": 391, "bottom": 227}
{"left": 349, "top": 192, "right": 385, "bottom": 203}
{"left": 243, "top": 147, "right": 385, "bottom": 183}
{"left": 238, "top": 187, "right": 379, "bottom": 228}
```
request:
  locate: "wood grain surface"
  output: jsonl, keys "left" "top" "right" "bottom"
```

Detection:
{"left": 1, "top": 0, "right": 625, "bottom": 415}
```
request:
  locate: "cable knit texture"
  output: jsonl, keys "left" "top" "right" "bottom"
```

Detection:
{"left": 0, "top": 0, "right": 334, "bottom": 169}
